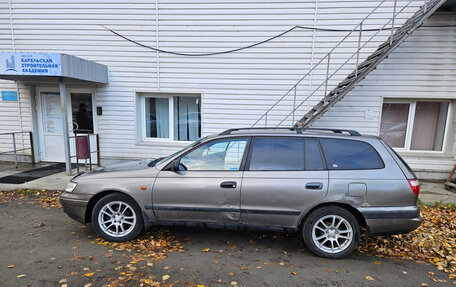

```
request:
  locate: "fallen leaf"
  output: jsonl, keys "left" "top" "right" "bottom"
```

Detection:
{"left": 228, "top": 272, "right": 234, "bottom": 276}
{"left": 7, "top": 265, "right": 15, "bottom": 268}
{"left": 365, "top": 276, "right": 375, "bottom": 281}
{"left": 291, "top": 271, "right": 297, "bottom": 275}
{"left": 59, "top": 279, "right": 67, "bottom": 284}
{"left": 374, "top": 261, "right": 382, "bottom": 265}
{"left": 84, "top": 284, "right": 92, "bottom": 287}
{"left": 16, "top": 274, "right": 26, "bottom": 278}
{"left": 162, "top": 275, "right": 170, "bottom": 281}
{"left": 201, "top": 248, "right": 210, "bottom": 252}
{"left": 84, "top": 272, "right": 94, "bottom": 277}
{"left": 402, "top": 271, "right": 407, "bottom": 275}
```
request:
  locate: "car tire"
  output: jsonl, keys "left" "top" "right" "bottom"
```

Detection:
{"left": 91, "top": 193, "right": 144, "bottom": 242}
{"left": 302, "top": 205, "right": 360, "bottom": 259}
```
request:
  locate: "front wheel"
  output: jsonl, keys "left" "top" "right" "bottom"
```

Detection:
{"left": 303, "top": 205, "right": 360, "bottom": 259}
{"left": 91, "top": 193, "right": 144, "bottom": 242}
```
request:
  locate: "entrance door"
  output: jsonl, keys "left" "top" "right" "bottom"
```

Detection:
{"left": 37, "top": 91, "right": 65, "bottom": 162}
{"left": 37, "top": 88, "right": 95, "bottom": 163}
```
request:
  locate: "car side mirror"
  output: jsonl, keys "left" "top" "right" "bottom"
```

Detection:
{"left": 170, "top": 159, "right": 180, "bottom": 172}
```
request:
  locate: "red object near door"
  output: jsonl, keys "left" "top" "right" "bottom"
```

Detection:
{"left": 76, "top": 136, "right": 89, "bottom": 159}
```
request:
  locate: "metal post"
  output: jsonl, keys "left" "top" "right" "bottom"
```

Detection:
{"left": 12, "top": 133, "right": 17, "bottom": 168}
{"left": 87, "top": 132, "right": 92, "bottom": 171}
{"left": 355, "top": 22, "right": 363, "bottom": 77}
{"left": 29, "top": 131, "right": 35, "bottom": 164}
{"left": 324, "top": 53, "right": 331, "bottom": 96}
{"left": 292, "top": 86, "right": 297, "bottom": 124}
{"left": 96, "top": 134, "right": 100, "bottom": 166}
{"left": 390, "top": 0, "right": 397, "bottom": 45}
{"left": 59, "top": 80, "right": 72, "bottom": 175}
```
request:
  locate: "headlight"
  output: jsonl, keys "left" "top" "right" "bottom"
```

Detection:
{"left": 65, "top": 182, "right": 77, "bottom": 193}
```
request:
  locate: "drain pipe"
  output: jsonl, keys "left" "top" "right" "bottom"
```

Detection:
{"left": 307, "top": 0, "right": 319, "bottom": 112}
{"left": 8, "top": 0, "right": 25, "bottom": 156}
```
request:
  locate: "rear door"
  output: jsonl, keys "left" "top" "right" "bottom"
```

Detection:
{"left": 241, "top": 137, "right": 328, "bottom": 228}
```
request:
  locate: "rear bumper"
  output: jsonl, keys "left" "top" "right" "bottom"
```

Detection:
{"left": 60, "top": 192, "right": 92, "bottom": 224}
{"left": 359, "top": 205, "right": 422, "bottom": 236}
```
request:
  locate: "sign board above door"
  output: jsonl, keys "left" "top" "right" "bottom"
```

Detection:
{"left": 0, "top": 52, "right": 62, "bottom": 76}
{"left": 0, "top": 52, "right": 108, "bottom": 84}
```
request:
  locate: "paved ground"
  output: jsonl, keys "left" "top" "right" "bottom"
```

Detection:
{"left": 0, "top": 198, "right": 453, "bottom": 287}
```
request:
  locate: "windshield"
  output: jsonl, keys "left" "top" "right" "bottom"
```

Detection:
{"left": 149, "top": 137, "right": 207, "bottom": 167}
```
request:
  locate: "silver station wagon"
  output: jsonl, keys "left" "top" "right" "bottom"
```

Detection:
{"left": 60, "top": 127, "right": 421, "bottom": 258}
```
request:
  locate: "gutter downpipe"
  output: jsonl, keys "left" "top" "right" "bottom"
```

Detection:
{"left": 307, "top": 0, "right": 319, "bottom": 112}
{"left": 8, "top": 0, "right": 25, "bottom": 155}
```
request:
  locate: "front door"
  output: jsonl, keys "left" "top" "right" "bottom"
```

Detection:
{"left": 153, "top": 138, "right": 249, "bottom": 224}
{"left": 37, "top": 88, "right": 95, "bottom": 162}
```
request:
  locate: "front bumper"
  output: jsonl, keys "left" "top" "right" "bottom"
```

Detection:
{"left": 60, "top": 192, "right": 92, "bottom": 224}
{"left": 359, "top": 205, "right": 422, "bottom": 236}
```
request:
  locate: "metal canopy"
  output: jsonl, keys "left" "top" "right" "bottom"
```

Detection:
{"left": 0, "top": 52, "right": 108, "bottom": 84}
{"left": 0, "top": 52, "right": 108, "bottom": 175}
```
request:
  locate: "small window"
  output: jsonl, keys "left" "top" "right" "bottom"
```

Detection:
{"left": 249, "top": 137, "right": 304, "bottom": 171}
{"left": 380, "top": 100, "right": 449, "bottom": 152}
{"left": 180, "top": 139, "right": 247, "bottom": 171}
{"left": 320, "top": 138, "right": 384, "bottom": 170}
{"left": 305, "top": 139, "right": 325, "bottom": 170}
{"left": 144, "top": 95, "right": 201, "bottom": 141}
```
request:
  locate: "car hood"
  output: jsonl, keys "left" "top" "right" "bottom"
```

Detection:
{"left": 74, "top": 160, "right": 157, "bottom": 180}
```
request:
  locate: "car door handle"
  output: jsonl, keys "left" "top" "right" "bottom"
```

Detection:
{"left": 305, "top": 182, "right": 323, "bottom": 190}
{"left": 220, "top": 181, "right": 237, "bottom": 188}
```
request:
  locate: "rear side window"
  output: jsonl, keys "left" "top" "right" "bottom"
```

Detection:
{"left": 249, "top": 137, "right": 304, "bottom": 171}
{"left": 319, "top": 138, "right": 384, "bottom": 170}
{"left": 305, "top": 139, "right": 325, "bottom": 170}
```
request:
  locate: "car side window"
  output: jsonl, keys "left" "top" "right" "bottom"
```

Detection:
{"left": 319, "top": 138, "right": 384, "bottom": 170}
{"left": 304, "top": 139, "right": 325, "bottom": 170}
{"left": 249, "top": 137, "right": 304, "bottom": 171}
{"left": 180, "top": 139, "right": 248, "bottom": 171}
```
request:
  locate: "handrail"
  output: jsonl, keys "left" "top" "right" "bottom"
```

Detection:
{"left": 0, "top": 131, "right": 35, "bottom": 167}
{"left": 276, "top": 0, "right": 418, "bottom": 128}
{"left": 251, "top": 0, "right": 426, "bottom": 128}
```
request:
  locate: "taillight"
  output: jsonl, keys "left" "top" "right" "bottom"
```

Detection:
{"left": 408, "top": 179, "right": 420, "bottom": 195}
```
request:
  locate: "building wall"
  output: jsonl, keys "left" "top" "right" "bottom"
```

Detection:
{"left": 312, "top": 12, "right": 456, "bottom": 179}
{"left": 1, "top": 1, "right": 451, "bottom": 179}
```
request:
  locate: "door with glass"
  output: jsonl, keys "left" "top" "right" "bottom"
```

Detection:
{"left": 37, "top": 89, "right": 95, "bottom": 163}
{"left": 37, "top": 91, "right": 65, "bottom": 162}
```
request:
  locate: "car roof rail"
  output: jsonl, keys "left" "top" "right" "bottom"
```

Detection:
{"left": 219, "top": 127, "right": 361, "bottom": 136}
{"left": 219, "top": 127, "right": 303, "bottom": 135}
{"left": 304, "top": 128, "right": 361, "bottom": 136}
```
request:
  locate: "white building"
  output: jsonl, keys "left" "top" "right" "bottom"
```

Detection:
{"left": 0, "top": 0, "right": 454, "bottom": 180}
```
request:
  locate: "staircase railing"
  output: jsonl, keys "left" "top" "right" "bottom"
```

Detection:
{"left": 251, "top": 0, "right": 430, "bottom": 128}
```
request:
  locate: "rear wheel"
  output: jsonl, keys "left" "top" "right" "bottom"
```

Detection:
{"left": 303, "top": 206, "right": 360, "bottom": 259}
{"left": 91, "top": 193, "right": 143, "bottom": 242}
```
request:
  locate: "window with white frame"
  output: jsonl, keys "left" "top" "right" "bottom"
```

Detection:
{"left": 143, "top": 94, "right": 201, "bottom": 141}
{"left": 380, "top": 100, "right": 449, "bottom": 152}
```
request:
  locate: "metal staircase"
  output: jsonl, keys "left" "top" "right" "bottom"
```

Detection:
{"left": 251, "top": 0, "right": 446, "bottom": 129}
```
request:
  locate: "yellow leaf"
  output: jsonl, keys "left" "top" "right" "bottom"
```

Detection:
{"left": 84, "top": 272, "right": 94, "bottom": 277}
{"left": 201, "top": 248, "right": 210, "bottom": 252}
{"left": 227, "top": 272, "right": 234, "bottom": 276}
{"left": 374, "top": 261, "right": 381, "bottom": 265}
{"left": 291, "top": 271, "right": 297, "bottom": 275}
{"left": 279, "top": 262, "right": 285, "bottom": 266}
{"left": 433, "top": 257, "right": 440, "bottom": 262}
{"left": 7, "top": 265, "right": 15, "bottom": 268}
{"left": 59, "top": 279, "right": 67, "bottom": 284}
{"left": 16, "top": 274, "right": 26, "bottom": 278}
{"left": 365, "top": 276, "right": 375, "bottom": 281}
{"left": 162, "top": 274, "right": 170, "bottom": 281}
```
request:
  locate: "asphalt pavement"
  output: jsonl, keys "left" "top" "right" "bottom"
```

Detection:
{"left": 0, "top": 198, "right": 453, "bottom": 287}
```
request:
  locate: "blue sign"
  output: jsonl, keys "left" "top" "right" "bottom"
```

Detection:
{"left": 0, "top": 52, "right": 62, "bottom": 76}
{"left": 1, "top": 91, "right": 18, "bottom": 101}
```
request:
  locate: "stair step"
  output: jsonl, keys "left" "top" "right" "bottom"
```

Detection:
{"left": 329, "top": 86, "right": 345, "bottom": 96}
